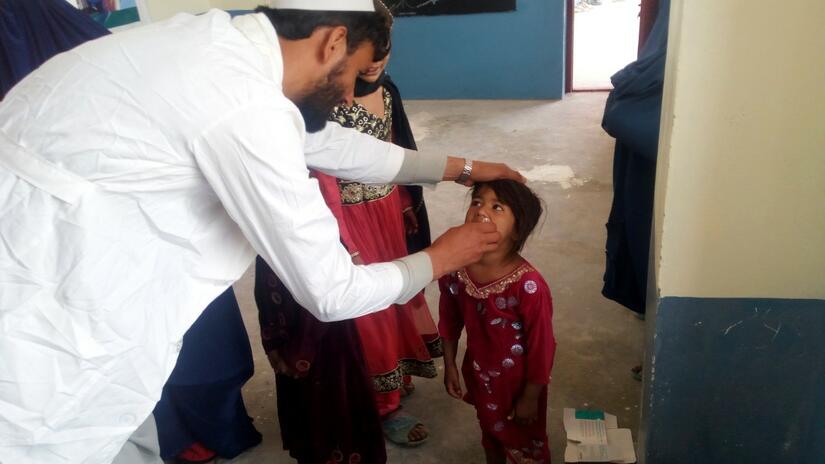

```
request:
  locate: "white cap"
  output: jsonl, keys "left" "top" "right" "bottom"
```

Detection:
{"left": 267, "top": 0, "right": 375, "bottom": 12}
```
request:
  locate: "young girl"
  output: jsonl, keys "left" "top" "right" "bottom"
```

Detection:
{"left": 439, "top": 180, "right": 556, "bottom": 464}
{"left": 325, "top": 27, "right": 439, "bottom": 446}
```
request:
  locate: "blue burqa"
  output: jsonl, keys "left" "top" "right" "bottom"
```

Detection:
{"left": 601, "top": 0, "right": 670, "bottom": 314}
{"left": 0, "top": 0, "right": 109, "bottom": 99}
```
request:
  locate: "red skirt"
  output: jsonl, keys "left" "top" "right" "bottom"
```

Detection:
{"left": 332, "top": 179, "right": 441, "bottom": 397}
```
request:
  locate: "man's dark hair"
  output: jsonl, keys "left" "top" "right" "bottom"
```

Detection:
{"left": 255, "top": 1, "right": 393, "bottom": 61}
{"left": 472, "top": 180, "right": 544, "bottom": 254}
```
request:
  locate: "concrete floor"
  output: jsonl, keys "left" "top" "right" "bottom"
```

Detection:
{"left": 227, "top": 93, "right": 645, "bottom": 463}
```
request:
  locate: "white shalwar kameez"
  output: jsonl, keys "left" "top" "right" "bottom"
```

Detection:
{"left": 0, "top": 10, "right": 440, "bottom": 464}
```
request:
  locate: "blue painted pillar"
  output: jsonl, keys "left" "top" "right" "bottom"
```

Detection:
{"left": 643, "top": 298, "right": 825, "bottom": 462}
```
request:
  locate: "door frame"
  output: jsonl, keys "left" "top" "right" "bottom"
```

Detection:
{"left": 564, "top": 0, "right": 660, "bottom": 93}
{"left": 565, "top": 0, "right": 574, "bottom": 93}
{"left": 638, "top": 0, "right": 660, "bottom": 52}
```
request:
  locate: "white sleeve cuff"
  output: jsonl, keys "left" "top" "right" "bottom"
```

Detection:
{"left": 392, "top": 251, "right": 434, "bottom": 303}
{"left": 392, "top": 149, "right": 448, "bottom": 185}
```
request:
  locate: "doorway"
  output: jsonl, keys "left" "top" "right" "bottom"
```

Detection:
{"left": 566, "top": 0, "right": 642, "bottom": 91}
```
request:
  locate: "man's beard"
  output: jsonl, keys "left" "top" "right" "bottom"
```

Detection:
{"left": 296, "top": 59, "right": 347, "bottom": 133}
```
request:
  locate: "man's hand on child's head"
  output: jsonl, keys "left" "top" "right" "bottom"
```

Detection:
{"left": 443, "top": 157, "right": 527, "bottom": 186}
{"left": 467, "top": 161, "right": 527, "bottom": 186}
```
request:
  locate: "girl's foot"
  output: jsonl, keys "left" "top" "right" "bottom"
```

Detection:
{"left": 399, "top": 382, "right": 416, "bottom": 399}
{"left": 383, "top": 410, "right": 428, "bottom": 447}
{"left": 408, "top": 423, "right": 427, "bottom": 442}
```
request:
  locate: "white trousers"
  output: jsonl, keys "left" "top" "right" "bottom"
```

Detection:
{"left": 112, "top": 414, "right": 163, "bottom": 464}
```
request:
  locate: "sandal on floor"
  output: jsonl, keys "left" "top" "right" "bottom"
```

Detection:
{"left": 631, "top": 365, "right": 643, "bottom": 382}
{"left": 176, "top": 442, "right": 217, "bottom": 464}
{"left": 383, "top": 410, "right": 428, "bottom": 447}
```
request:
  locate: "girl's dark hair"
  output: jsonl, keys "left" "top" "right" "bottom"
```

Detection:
{"left": 255, "top": 1, "right": 393, "bottom": 61}
{"left": 472, "top": 180, "right": 544, "bottom": 254}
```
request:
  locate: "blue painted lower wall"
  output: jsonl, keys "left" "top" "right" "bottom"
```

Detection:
{"left": 387, "top": 0, "right": 566, "bottom": 100}
{"left": 645, "top": 297, "right": 825, "bottom": 463}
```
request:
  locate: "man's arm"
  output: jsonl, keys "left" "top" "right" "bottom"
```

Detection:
{"left": 305, "top": 122, "right": 525, "bottom": 185}
{"left": 191, "top": 104, "right": 499, "bottom": 322}
{"left": 303, "top": 121, "right": 408, "bottom": 184}
{"left": 192, "top": 104, "right": 412, "bottom": 322}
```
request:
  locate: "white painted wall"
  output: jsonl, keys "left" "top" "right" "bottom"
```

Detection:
{"left": 209, "top": 0, "right": 263, "bottom": 10}
{"left": 144, "top": 0, "right": 209, "bottom": 20}
{"left": 654, "top": 0, "right": 825, "bottom": 300}
{"left": 143, "top": 0, "right": 260, "bottom": 21}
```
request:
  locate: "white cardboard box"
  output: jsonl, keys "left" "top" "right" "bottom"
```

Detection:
{"left": 563, "top": 408, "right": 636, "bottom": 463}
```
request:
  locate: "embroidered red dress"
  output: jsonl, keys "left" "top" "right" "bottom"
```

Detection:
{"left": 329, "top": 89, "right": 441, "bottom": 415}
{"left": 438, "top": 263, "right": 556, "bottom": 464}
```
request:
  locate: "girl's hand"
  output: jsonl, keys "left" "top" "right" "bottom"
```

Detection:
{"left": 266, "top": 349, "right": 299, "bottom": 379}
{"left": 508, "top": 394, "right": 539, "bottom": 426}
{"left": 444, "top": 365, "right": 463, "bottom": 399}
{"left": 403, "top": 208, "right": 419, "bottom": 235}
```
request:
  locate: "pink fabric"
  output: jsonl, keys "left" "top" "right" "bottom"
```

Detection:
{"left": 374, "top": 390, "right": 402, "bottom": 417}
{"left": 313, "top": 170, "right": 438, "bottom": 415}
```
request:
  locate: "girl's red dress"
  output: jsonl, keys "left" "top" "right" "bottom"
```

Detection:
{"left": 329, "top": 89, "right": 441, "bottom": 416}
{"left": 439, "top": 263, "right": 556, "bottom": 464}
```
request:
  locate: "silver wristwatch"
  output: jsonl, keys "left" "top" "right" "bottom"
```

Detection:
{"left": 455, "top": 158, "right": 474, "bottom": 184}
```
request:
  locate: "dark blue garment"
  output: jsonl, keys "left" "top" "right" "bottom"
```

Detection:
{"left": 153, "top": 288, "right": 262, "bottom": 459}
{"left": 601, "top": 0, "right": 670, "bottom": 314}
{"left": 0, "top": 0, "right": 109, "bottom": 99}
